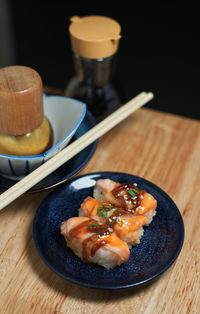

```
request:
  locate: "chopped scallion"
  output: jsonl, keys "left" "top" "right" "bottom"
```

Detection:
{"left": 88, "top": 222, "right": 100, "bottom": 228}
{"left": 127, "top": 188, "right": 139, "bottom": 197}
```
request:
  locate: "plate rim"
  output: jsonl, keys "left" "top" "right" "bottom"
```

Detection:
{"left": 33, "top": 171, "right": 185, "bottom": 290}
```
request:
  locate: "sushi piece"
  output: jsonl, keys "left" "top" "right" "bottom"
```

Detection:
{"left": 93, "top": 179, "right": 157, "bottom": 225}
{"left": 61, "top": 216, "right": 130, "bottom": 269}
{"left": 111, "top": 214, "right": 146, "bottom": 246}
{"left": 93, "top": 179, "right": 121, "bottom": 206}
{"left": 80, "top": 196, "right": 147, "bottom": 246}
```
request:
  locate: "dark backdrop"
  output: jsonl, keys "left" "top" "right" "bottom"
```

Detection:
{"left": 8, "top": 0, "right": 200, "bottom": 119}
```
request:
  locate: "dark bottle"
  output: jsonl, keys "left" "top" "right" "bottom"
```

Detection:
{"left": 65, "top": 15, "right": 124, "bottom": 121}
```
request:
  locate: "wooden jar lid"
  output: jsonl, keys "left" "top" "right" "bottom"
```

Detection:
{"left": 0, "top": 65, "right": 44, "bottom": 135}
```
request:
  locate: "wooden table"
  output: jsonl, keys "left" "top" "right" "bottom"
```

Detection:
{"left": 0, "top": 108, "right": 199, "bottom": 313}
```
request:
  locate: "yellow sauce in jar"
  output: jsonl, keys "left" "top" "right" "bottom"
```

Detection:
{"left": 0, "top": 117, "right": 52, "bottom": 156}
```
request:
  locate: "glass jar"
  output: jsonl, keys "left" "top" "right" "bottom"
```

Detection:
{"left": 65, "top": 15, "right": 124, "bottom": 121}
{"left": 65, "top": 53, "right": 124, "bottom": 120}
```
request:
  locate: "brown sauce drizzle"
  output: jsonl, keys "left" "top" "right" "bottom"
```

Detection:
{"left": 107, "top": 208, "right": 127, "bottom": 224}
{"left": 69, "top": 219, "right": 112, "bottom": 262}
{"left": 67, "top": 183, "right": 148, "bottom": 262}
{"left": 69, "top": 219, "right": 94, "bottom": 237}
{"left": 112, "top": 183, "right": 145, "bottom": 213}
{"left": 91, "top": 239, "right": 110, "bottom": 257}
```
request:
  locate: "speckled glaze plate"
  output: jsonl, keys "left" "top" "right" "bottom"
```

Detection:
{"left": 33, "top": 172, "right": 184, "bottom": 290}
{"left": 0, "top": 112, "right": 97, "bottom": 193}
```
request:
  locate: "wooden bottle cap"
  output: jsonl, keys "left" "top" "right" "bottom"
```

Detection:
{"left": 0, "top": 65, "right": 44, "bottom": 135}
{"left": 69, "top": 15, "right": 121, "bottom": 59}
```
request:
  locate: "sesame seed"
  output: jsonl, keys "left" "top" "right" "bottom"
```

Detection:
{"left": 108, "top": 227, "right": 113, "bottom": 233}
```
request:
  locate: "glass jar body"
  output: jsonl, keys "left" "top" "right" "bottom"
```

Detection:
{"left": 65, "top": 54, "right": 124, "bottom": 121}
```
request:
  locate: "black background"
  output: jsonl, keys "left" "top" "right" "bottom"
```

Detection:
{"left": 8, "top": 0, "right": 200, "bottom": 119}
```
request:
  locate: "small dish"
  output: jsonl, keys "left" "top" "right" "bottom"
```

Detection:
{"left": 0, "top": 112, "right": 97, "bottom": 193}
{"left": 0, "top": 94, "right": 86, "bottom": 179}
{"left": 33, "top": 172, "right": 184, "bottom": 290}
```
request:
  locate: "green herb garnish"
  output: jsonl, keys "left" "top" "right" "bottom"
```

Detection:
{"left": 114, "top": 208, "right": 119, "bottom": 214}
{"left": 88, "top": 222, "right": 100, "bottom": 228}
{"left": 91, "top": 236, "right": 98, "bottom": 242}
{"left": 127, "top": 188, "right": 139, "bottom": 198}
{"left": 97, "top": 228, "right": 105, "bottom": 236}
{"left": 97, "top": 203, "right": 112, "bottom": 220}
{"left": 88, "top": 223, "right": 106, "bottom": 236}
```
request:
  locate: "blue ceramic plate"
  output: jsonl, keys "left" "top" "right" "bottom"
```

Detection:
{"left": 33, "top": 172, "right": 184, "bottom": 290}
{"left": 0, "top": 111, "right": 97, "bottom": 193}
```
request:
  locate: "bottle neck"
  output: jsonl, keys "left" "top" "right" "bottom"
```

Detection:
{"left": 73, "top": 54, "right": 116, "bottom": 87}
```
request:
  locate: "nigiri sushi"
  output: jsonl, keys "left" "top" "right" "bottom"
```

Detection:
{"left": 93, "top": 179, "right": 157, "bottom": 225}
{"left": 80, "top": 196, "right": 147, "bottom": 246}
{"left": 61, "top": 216, "right": 130, "bottom": 269}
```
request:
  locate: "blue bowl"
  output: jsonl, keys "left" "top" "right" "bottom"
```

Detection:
{"left": 0, "top": 94, "right": 86, "bottom": 180}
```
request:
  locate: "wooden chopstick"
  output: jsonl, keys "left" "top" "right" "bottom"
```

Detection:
{"left": 0, "top": 91, "right": 154, "bottom": 210}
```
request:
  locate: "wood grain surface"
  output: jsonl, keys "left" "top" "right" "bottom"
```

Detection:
{"left": 0, "top": 108, "right": 199, "bottom": 314}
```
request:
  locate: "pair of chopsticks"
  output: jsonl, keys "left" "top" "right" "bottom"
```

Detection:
{"left": 0, "top": 91, "right": 154, "bottom": 211}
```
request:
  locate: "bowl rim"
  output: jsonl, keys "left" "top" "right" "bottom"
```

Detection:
{"left": 0, "top": 94, "right": 87, "bottom": 160}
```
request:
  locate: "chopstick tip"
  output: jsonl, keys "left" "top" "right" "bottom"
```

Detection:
{"left": 147, "top": 91, "right": 154, "bottom": 99}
